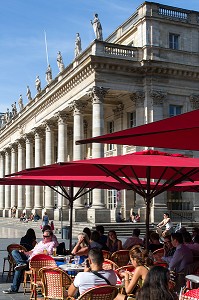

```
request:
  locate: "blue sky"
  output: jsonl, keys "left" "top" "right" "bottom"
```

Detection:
{"left": 0, "top": 0, "right": 199, "bottom": 113}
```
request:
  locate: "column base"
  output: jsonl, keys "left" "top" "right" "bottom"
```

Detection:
{"left": 42, "top": 208, "right": 54, "bottom": 220}
{"left": 193, "top": 207, "right": 199, "bottom": 222}
{"left": 87, "top": 208, "right": 111, "bottom": 224}
{"left": 54, "top": 208, "right": 69, "bottom": 221}
{"left": 73, "top": 208, "right": 88, "bottom": 222}
{"left": 139, "top": 204, "right": 167, "bottom": 223}
{"left": 3, "top": 209, "right": 11, "bottom": 218}
{"left": 32, "top": 208, "right": 43, "bottom": 220}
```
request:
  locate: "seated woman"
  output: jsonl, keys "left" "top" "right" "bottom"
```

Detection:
{"left": 115, "top": 247, "right": 153, "bottom": 300}
{"left": 71, "top": 232, "right": 90, "bottom": 263}
{"left": 106, "top": 230, "right": 122, "bottom": 253}
{"left": 20, "top": 228, "right": 37, "bottom": 251}
{"left": 136, "top": 265, "right": 176, "bottom": 300}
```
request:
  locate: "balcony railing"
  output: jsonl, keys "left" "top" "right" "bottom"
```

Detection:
{"left": 158, "top": 7, "right": 188, "bottom": 20}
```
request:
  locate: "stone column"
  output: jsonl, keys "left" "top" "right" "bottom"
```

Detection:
{"left": 17, "top": 139, "right": 25, "bottom": 211}
{"left": 0, "top": 151, "right": 5, "bottom": 215}
{"left": 25, "top": 133, "right": 34, "bottom": 211}
{"left": 69, "top": 100, "right": 87, "bottom": 209}
{"left": 34, "top": 128, "right": 44, "bottom": 214}
{"left": 55, "top": 112, "right": 69, "bottom": 221}
{"left": 113, "top": 103, "right": 124, "bottom": 156}
{"left": 89, "top": 86, "right": 107, "bottom": 208}
{"left": 10, "top": 144, "right": 18, "bottom": 209}
{"left": 150, "top": 90, "right": 166, "bottom": 122}
{"left": 89, "top": 86, "right": 108, "bottom": 158}
{"left": 87, "top": 86, "right": 110, "bottom": 223}
{"left": 44, "top": 120, "right": 55, "bottom": 216}
{"left": 130, "top": 92, "right": 147, "bottom": 220}
{"left": 130, "top": 91, "right": 145, "bottom": 126}
{"left": 4, "top": 148, "right": 11, "bottom": 216}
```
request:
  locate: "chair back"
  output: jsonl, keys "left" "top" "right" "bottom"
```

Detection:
{"left": 116, "top": 265, "right": 135, "bottom": 278}
{"left": 7, "top": 244, "right": 27, "bottom": 266}
{"left": 78, "top": 285, "right": 118, "bottom": 300}
{"left": 102, "top": 250, "right": 111, "bottom": 260}
{"left": 39, "top": 267, "right": 72, "bottom": 299}
{"left": 111, "top": 250, "right": 130, "bottom": 267}
{"left": 29, "top": 254, "right": 56, "bottom": 283}
{"left": 102, "top": 259, "right": 119, "bottom": 270}
{"left": 180, "top": 288, "right": 199, "bottom": 300}
{"left": 152, "top": 248, "right": 164, "bottom": 262}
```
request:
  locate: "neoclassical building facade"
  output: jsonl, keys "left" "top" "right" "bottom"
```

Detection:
{"left": 1, "top": 1, "right": 199, "bottom": 223}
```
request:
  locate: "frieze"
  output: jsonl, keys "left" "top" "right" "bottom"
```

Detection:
{"left": 34, "top": 64, "right": 94, "bottom": 116}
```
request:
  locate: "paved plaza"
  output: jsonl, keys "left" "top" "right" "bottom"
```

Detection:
{"left": 0, "top": 217, "right": 71, "bottom": 299}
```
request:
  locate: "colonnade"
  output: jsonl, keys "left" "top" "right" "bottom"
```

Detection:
{"left": 0, "top": 86, "right": 108, "bottom": 220}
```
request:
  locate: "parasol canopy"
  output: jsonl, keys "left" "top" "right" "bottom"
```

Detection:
{"left": 76, "top": 109, "right": 199, "bottom": 151}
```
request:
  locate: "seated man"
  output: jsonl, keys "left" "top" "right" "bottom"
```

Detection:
{"left": 67, "top": 248, "right": 117, "bottom": 297}
{"left": 123, "top": 228, "right": 143, "bottom": 250}
{"left": 163, "top": 232, "right": 193, "bottom": 293}
{"left": 3, "top": 229, "right": 56, "bottom": 294}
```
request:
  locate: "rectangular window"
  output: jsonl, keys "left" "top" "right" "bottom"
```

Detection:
{"left": 107, "top": 121, "right": 114, "bottom": 151}
{"left": 107, "top": 189, "right": 117, "bottom": 209}
{"left": 128, "top": 111, "right": 136, "bottom": 128}
{"left": 169, "top": 33, "right": 179, "bottom": 50}
{"left": 169, "top": 105, "right": 182, "bottom": 117}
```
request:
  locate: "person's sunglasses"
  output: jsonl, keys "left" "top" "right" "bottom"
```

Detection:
{"left": 43, "top": 235, "right": 50, "bottom": 238}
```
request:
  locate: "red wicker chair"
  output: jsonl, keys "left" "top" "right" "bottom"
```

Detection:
{"left": 102, "top": 250, "right": 111, "bottom": 260}
{"left": 152, "top": 248, "right": 164, "bottom": 263}
{"left": 102, "top": 259, "right": 119, "bottom": 270}
{"left": 180, "top": 288, "right": 199, "bottom": 300}
{"left": 111, "top": 250, "right": 130, "bottom": 267}
{"left": 77, "top": 285, "right": 118, "bottom": 300}
{"left": 6, "top": 244, "right": 27, "bottom": 281}
{"left": 39, "top": 267, "right": 72, "bottom": 300}
{"left": 29, "top": 254, "right": 56, "bottom": 300}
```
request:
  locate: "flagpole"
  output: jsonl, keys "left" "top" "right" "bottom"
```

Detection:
{"left": 44, "top": 30, "right": 49, "bottom": 66}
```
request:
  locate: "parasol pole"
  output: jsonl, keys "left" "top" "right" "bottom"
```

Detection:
{"left": 69, "top": 183, "right": 74, "bottom": 252}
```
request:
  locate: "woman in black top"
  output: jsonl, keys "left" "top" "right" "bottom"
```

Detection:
{"left": 20, "top": 228, "right": 37, "bottom": 251}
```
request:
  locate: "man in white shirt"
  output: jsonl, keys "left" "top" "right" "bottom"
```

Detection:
{"left": 68, "top": 248, "right": 117, "bottom": 296}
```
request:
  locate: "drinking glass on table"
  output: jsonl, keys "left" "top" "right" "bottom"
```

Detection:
{"left": 65, "top": 255, "right": 70, "bottom": 266}
{"left": 74, "top": 255, "right": 80, "bottom": 267}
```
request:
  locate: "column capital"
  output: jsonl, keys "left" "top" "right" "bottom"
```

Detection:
{"left": 150, "top": 90, "right": 166, "bottom": 106}
{"left": 4, "top": 147, "right": 11, "bottom": 155}
{"left": 16, "top": 138, "right": 25, "bottom": 148}
{"left": 130, "top": 91, "right": 145, "bottom": 107}
{"left": 24, "top": 133, "right": 34, "bottom": 143}
{"left": 11, "top": 143, "right": 18, "bottom": 152}
{"left": 42, "top": 120, "right": 56, "bottom": 132}
{"left": 69, "top": 100, "right": 87, "bottom": 114}
{"left": 54, "top": 111, "right": 70, "bottom": 124}
{"left": 88, "top": 86, "right": 109, "bottom": 104}
{"left": 32, "top": 127, "right": 45, "bottom": 138}
{"left": 113, "top": 103, "right": 124, "bottom": 119}
{"left": 190, "top": 94, "right": 199, "bottom": 109}
{"left": 0, "top": 150, "right": 5, "bottom": 157}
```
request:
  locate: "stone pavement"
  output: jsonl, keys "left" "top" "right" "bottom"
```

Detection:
{"left": 0, "top": 217, "right": 73, "bottom": 299}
